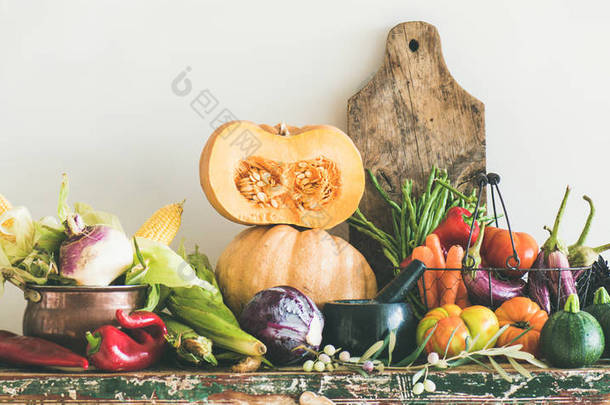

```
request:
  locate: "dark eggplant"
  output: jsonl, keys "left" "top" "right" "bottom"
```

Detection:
{"left": 462, "top": 224, "right": 527, "bottom": 308}
{"left": 547, "top": 251, "right": 577, "bottom": 309}
{"left": 528, "top": 252, "right": 551, "bottom": 313}
{"left": 540, "top": 186, "right": 577, "bottom": 311}
{"left": 462, "top": 269, "right": 526, "bottom": 308}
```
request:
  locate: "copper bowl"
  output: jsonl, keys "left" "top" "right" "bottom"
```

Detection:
{"left": 22, "top": 285, "right": 148, "bottom": 355}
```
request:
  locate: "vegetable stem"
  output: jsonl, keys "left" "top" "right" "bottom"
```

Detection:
{"left": 543, "top": 186, "right": 570, "bottom": 256}
{"left": 574, "top": 195, "right": 594, "bottom": 247}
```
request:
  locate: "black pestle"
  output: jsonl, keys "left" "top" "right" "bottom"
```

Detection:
{"left": 374, "top": 260, "right": 426, "bottom": 303}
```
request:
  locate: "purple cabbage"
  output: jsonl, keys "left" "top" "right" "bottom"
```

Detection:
{"left": 239, "top": 286, "right": 324, "bottom": 365}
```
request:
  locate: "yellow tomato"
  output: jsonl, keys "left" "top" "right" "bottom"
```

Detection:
{"left": 416, "top": 304, "right": 500, "bottom": 356}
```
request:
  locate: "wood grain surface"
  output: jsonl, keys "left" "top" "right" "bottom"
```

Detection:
{"left": 1, "top": 364, "right": 609, "bottom": 404}
{"left": 347, "top": 21, "right": 485, "bottom": 285}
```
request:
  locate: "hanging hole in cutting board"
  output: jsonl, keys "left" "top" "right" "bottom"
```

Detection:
{"left": 409, "top": 39, "right": 419, "bottom": 52}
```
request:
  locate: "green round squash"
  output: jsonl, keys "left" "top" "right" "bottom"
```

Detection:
{"left": 539, "top": 293, "right": 604, "bottom": 368}
{"left": 584, "top": 287, "right": 610, "bottom": 357}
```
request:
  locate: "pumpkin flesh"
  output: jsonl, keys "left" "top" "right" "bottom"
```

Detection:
{"left": 200, "top": 121, "right": 365, "bottom": 229}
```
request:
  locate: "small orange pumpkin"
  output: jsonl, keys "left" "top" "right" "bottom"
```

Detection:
{"left": 494, "top": 296, "right": 548, "bottom": 356}
{"left": 199, "top": 121, "right": 365, "bottom": 229}
{"left": 216, "top": 225, "right": 377, "bottom": 315}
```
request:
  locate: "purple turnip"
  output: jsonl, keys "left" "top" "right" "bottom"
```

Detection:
{"left": 59, "top": 214, "right": 133, "bottom": 286}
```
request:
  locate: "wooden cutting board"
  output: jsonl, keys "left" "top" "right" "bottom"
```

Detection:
{"left": 347, "top": 21, "right": 485, "bottom": 286}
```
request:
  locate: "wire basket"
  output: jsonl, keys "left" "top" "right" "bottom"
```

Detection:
{"left": 411, "top": 173, "right": 592, "bottom": 314}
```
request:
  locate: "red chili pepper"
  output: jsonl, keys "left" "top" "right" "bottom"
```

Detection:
{"left": 0, "top": 330, "right": 89, "bottom": 370}
{"left": 85, "top": 310, "right": 167, "bottom": 372}
{"left": 432, "top": 207, "right": 480, "bottom": 252}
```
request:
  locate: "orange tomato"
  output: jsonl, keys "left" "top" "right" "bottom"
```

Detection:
{"left": 494, "top": 296, "right": 548, "bottom": 356}
{"left": 416, "top": 304, "right": 500, "bottom": 356}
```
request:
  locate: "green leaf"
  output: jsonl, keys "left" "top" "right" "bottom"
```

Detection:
{"left": 140, "top": 284, "right": 161, "bottom": 312}
{"left": 57, "top": 173, "right": 70, "bottom": 222}
{"left": 387, "top": 329, "right": 397, "bottom": 366}
{"left": 507, "top": 357, "right": 533, "bottom": 380}
{"left": 187, "top": 245, "right": 218, "bottom": 289}
{"left": 74, "top": 202, "right": 124, "bottom": 232}
{"left": 523, "top": 356, "right": 548, "bottom": 369}
{"left": 177, "top": 238, "right": 187, "bottom": 260}
{"left": 395, "top": 324, "right": 438, "bottom": 367}
{"left": 483, "top": 324, "right": 510, "bottom": 350}
{"left": 443, "top": 326, "right": 460, "bottom": 359}
{"left": 0, "top": 206, "right": 36, "bottom": 264}
{"left": 504, "top": 326, "right": 532, "bottom": 347}
{"left": 126, "top": 237, "right": 215, "bottom": 290}
{"left": 488, "top": 356, "right": 512, "bottom": 382}
{"left": 412, "top": 367, "right": 426, "bottom": 385}
{"left": 33, "top": 217, "right": 65, "bottom": 254}
{"left": 468, "top": 355, "right": 493, "bottom": 371}
{"left": 360, "top": 340, "right": 385, "bottom": 363}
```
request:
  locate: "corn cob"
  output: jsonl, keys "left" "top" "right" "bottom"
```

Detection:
{"left": 0, "top": 194, "right": 15, "bottom": 238}
{"left": 159, "top": 313, "right": 217, "bottom": 366}
{"left": 134, "top": 200, "right": 185, "bottom": 245}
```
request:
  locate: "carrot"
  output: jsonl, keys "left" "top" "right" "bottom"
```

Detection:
{"left": 439, "top": 245, "right": 465, "bottom": 306}
{"left": 455, "top": 278, "right": 471, "bottom": 308}
{"left": 425, "top": 234, "right": 446, "bottom": 269}
{"left": 412, "top": 245, "right": 438, "bottom": 310}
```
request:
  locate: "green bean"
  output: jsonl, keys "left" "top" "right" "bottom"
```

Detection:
{"left": 367, "top": 169, "right": 401, "bottom": 213}
{"left": 428, "top": 187, "right": 450, "bottom": 234}
{"left": 414, "top": 185, "right": 443, "bottom": 245}
{"left": 348, "top": 215, "right": 398, "bottom": 250}
{"left": 382, "top": 248, "right": 400, "bottom": 268}
{"left": 391, "top": 209, "right": 400, "bottom": 248}
{"left": 347, "top": 222, "right": 398, "bottom": 257}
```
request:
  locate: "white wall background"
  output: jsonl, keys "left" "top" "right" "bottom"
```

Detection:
{"left": 1, "top": 0, "right": 609, "bottom": 332}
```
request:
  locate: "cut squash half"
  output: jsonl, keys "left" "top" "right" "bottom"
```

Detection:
{"left": 199, "top": 121, "right": 365, "bottom": 229}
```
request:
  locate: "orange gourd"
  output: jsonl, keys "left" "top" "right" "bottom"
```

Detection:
{"left": 216, "top": 225, "right": 377, "bottom": 315}
{"left": 494, "top": 297, "right": 548, "bottom": 356}
{"left": 199, "top": 121, "right": 365, "bottom": 229}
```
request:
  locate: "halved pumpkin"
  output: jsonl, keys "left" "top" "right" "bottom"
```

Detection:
{"left": 216, "top": 224, "right": 378, "bottom": 315}
{"left": 199, "top": 121, "right": 365, "bottom": 229}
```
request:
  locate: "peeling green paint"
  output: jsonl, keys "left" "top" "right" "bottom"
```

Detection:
{"left": 1, "top": 365, "right": 609, "bottom": 403}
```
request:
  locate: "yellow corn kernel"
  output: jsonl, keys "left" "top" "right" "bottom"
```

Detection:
{"left": 0, "top": 194, "right": 14, "bottom": 229}
{"left": 134, "top": 200, "right": 185, "bottom": 245}
{"left": 0, "top": 194, "right": 15, "bottom": 241}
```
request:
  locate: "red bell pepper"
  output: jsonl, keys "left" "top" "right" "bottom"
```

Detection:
{"left": 85, "top": 310, "right": 167, "bottom": 372}
{"left": 432, "top": 207, "right": 480, "bottom": 252}
{"left": 0, "top": 330, "right": 89, "bottom": 370}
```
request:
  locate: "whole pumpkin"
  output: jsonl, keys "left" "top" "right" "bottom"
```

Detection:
{"left": 216, "top": 225, "right": 378, "bottom": 315}
{"left": 494, "top": 297, "right": 548, "bottom": 356}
